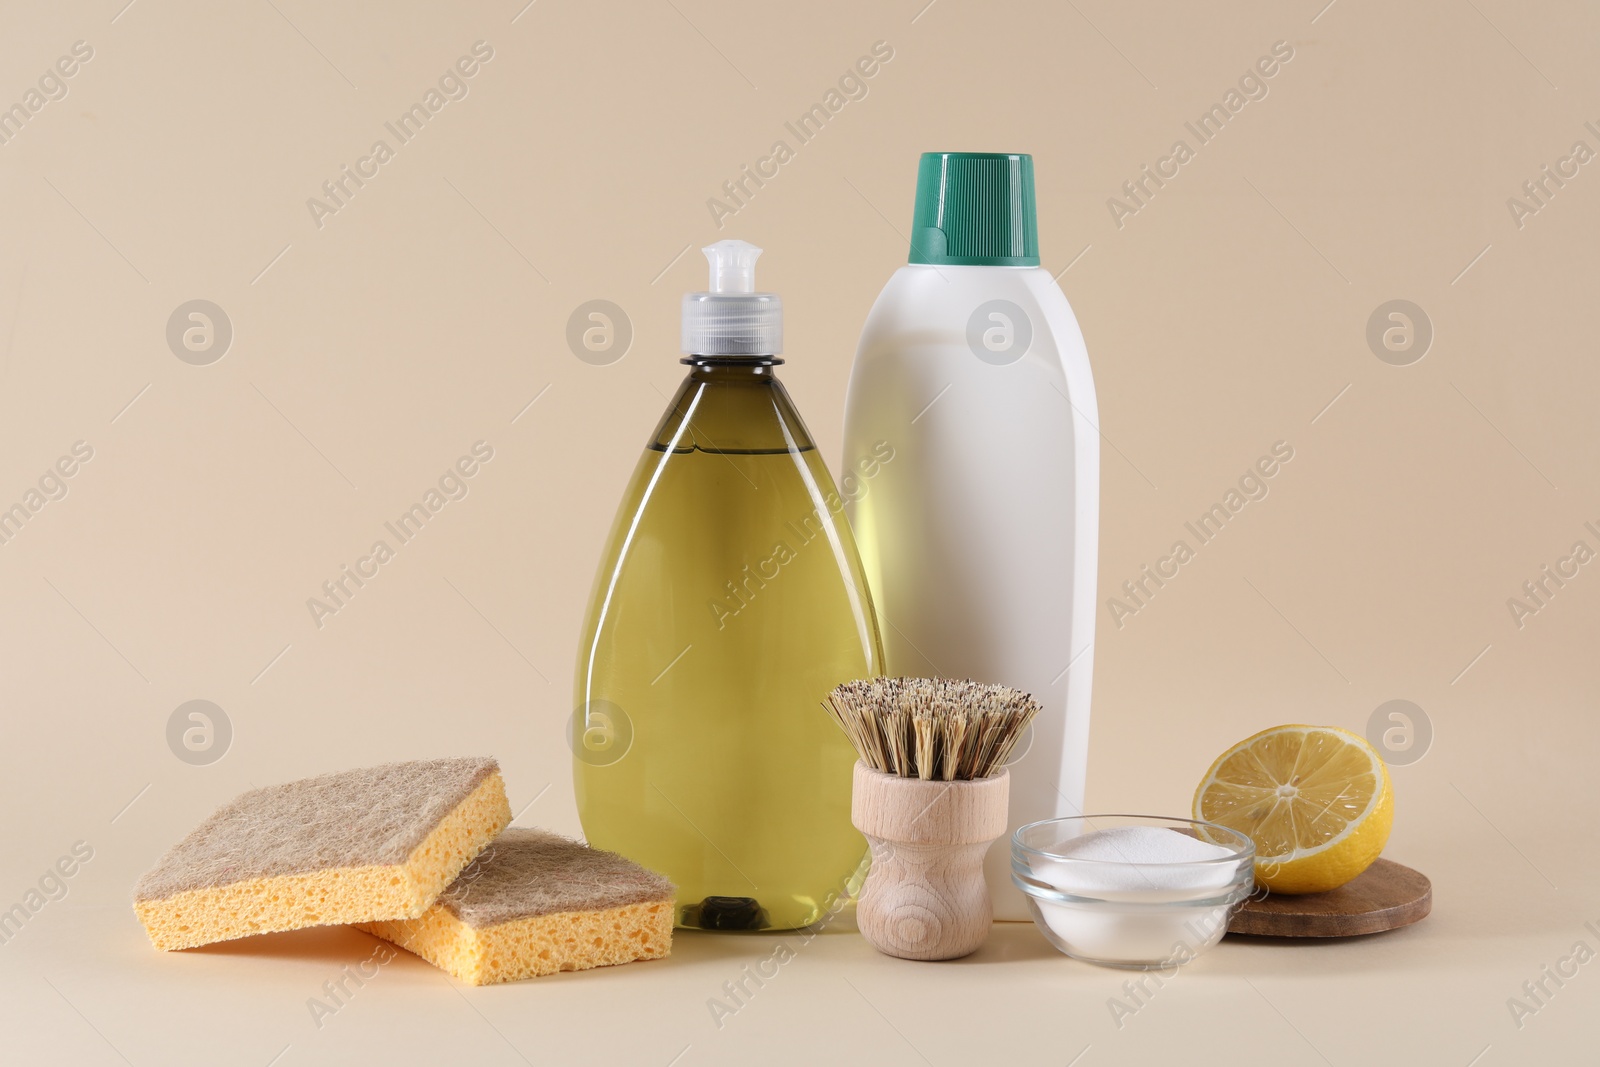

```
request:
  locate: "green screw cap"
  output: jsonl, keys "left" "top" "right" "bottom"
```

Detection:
{"left": 909, "top": 152, "right": 1039, "bottom": 266}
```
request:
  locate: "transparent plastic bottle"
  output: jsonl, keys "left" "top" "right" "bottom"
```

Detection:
{"left": 573, "top": 241, "right": 883, "bottom": 930}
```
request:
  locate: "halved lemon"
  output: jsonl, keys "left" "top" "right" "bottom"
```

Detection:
{"left": 1193, "top": 724, "right": 1392, "bottom": 895}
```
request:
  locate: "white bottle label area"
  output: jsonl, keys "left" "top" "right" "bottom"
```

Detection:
{"left": 844, "top": 264, "right": 1101, "bottom": 921}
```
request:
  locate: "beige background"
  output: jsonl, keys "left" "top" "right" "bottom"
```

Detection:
{"left": 3, "top": 0, "right": 1598, "bottom": 1063}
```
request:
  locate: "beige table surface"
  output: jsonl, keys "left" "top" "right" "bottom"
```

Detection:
{"left": 6, "top": 742, "right": 1598, "bottom": 1067}
{"left": 3, "top": 0, "right": 1598, "bottom": 1063}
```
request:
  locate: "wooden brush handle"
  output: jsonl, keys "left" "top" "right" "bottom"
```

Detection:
{"left": 851, "top": 763, "right": 1009, "bottom": 961}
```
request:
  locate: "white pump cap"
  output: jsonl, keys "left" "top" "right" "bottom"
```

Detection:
{"left": 681, "top": 239, "right": 783, "bottom": 356}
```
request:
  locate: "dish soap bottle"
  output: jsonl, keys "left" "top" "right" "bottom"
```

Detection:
{"left": 842, "top": 153, "right": 1100, "bottom": 920}
{"left": 574, "top": 240, "right": 884, "bottom": 931}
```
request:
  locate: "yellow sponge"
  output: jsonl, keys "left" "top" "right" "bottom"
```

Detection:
{"left": 359, "top": 828, "right": 674, "bottom": 985}
{"left": 134, "top": 757, "right": 510, "bottom": 951}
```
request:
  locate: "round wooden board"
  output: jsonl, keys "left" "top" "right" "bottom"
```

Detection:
{"left": 1227, "top": 858, "right": 1432, "bottom": 938}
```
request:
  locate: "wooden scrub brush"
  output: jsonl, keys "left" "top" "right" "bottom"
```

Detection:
{"left": 824, "top": 677, "right": 1041, "bottom": 960}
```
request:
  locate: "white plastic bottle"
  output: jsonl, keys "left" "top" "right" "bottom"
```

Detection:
{"left": 842, "top": 152, "right": 1099, "bottom": 920}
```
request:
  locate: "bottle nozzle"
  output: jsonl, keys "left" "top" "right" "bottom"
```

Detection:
{"left": 681, "top": 238, "right": 783, "bottom": 356}
{"left": 703, "top": 239, "right": 762, "bottom": 293}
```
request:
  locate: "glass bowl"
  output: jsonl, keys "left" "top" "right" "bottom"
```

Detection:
{"left": 1012, "top": 814, "right": 1255, "bottom": 969}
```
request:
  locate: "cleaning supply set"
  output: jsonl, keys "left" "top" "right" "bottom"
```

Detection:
{"left": 563, "top": 148, "right": 1425, "bottom": 965}
{"left": 133, "top": 151, "right": 1427, "bottom": 986}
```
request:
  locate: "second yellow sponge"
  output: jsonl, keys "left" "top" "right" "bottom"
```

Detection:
{"left": 360, "top": 828, "right": 674, "bottom": 984}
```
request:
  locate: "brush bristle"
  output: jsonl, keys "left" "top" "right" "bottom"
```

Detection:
{"left": 823, "top": 678, "right": 1042, "bottom": 781}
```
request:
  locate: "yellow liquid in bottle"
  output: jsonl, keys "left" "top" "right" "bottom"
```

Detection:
{"left": 573, "top": 360, "right": 882, "bottom": 930}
